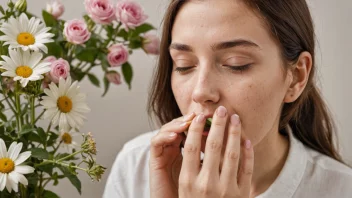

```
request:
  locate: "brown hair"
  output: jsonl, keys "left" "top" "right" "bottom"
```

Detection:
{"left": 148, "top": 0, "right": 345, "bottom": 164}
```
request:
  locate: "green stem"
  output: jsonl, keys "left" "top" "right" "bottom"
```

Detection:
{"left": 30, "top": 96, "right": 35, "bottom": 126}
{"left": 35, "top": 159, "right": 88, "bottom": 172}
{"left": 57, "top": 150, "right": 83, "bottom": 162}
{"left": 34, "top": 109, "right": 46, "bottom": 124}
{"left": 52, "top": 141, "right": 62, "bottom": 155}
{"left": 15, "top": 93, "right": 22, "bottom": 133}
{"left": 20, "top": 184, "right": 26, "bottom": 198}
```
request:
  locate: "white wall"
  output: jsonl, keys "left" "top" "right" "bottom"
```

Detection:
{"left": 0, "top": 0, "right": 351, "bottom": 197}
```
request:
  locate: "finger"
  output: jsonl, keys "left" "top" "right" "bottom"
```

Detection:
{"left": 150, "top": 131, "right": 184, "bottom": 158}
{"left": 181, "top": 114, "right": 205, "bottom": 177}
{"left": 237, "top": 139, "right": 254, "bottom": 193}
{"left": 201, "top": 106, "right": 228, "bottom": 175}
{"left": 220, "top": 114, "right": 241, "bottom": 185}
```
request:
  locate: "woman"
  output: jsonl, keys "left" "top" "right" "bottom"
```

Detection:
{"left": 104, "top": 0, "right": 352, "bottom": 197}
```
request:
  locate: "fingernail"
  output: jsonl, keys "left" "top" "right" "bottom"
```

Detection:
{"left": 183, "top": 112, "right": 195, "bottom": 121}
{"left": 196, "top": 114, "right": 205, "bottom": 123}
{"left": 216, "top": 106, "right": 227, "bottom": 117}
{"left": 231, "top": 114, "right": 240, "bottom": 125}
{"left": 169, "top": 132, "right": 177, "bottom": 138}
{"left": 180, "top": 121, "right": 192, "bottom": 127}
{"left": 245, "top": 140, "right": 251, "bottom": 149}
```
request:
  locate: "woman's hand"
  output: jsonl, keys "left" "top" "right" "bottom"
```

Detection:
{"left": 179, "top": 106, "right": 254, "bottom": 198}
{"left": 149, "top": 112, "right": 196, "bottom": 198}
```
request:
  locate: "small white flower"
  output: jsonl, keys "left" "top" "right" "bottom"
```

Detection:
{"left": 0, "top": 139, "right": 34, "bottom": 193}
{"left": 58, "top": 129, "right": 80, "bottom": 153}
{"left": 0, "top": 49, "right": 51, "bottom": 87}
{"left": 41, "top": 77, "right": 91, "bottom": 130}
{"left": 0, "top": 13, "right": 54, "bottom": 53}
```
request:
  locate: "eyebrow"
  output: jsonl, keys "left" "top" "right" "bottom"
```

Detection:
{"left": 169, "top": 39, "right": 261, "bottom": 52}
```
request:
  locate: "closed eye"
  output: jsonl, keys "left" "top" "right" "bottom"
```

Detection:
{"left": 224, "top": 64, "right": 251, "bottom": 72}
{"left": 174, "top": 66, "right": 195, "bottom": 73}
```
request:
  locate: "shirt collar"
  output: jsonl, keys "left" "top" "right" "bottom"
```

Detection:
{"left": 256, "top": 125, "right": 307, "bottom": 198}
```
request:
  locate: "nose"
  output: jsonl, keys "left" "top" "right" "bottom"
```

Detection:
{"left": 192, "top": 65, "right": 220, "bottom": 105}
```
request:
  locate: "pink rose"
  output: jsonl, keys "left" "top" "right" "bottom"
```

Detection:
{"left": 49, "top": 58, "right": 70, "bottom": 83}
{"left": 63, "top": 19, "right": 91, "bottom": 45}
{"left": 107, "top": 44, "right": 129, "bottom": 67}
{"left": 106, "top": 71, "right": 122, "bottom": 85}
{"left": 84, "top": 0, "right": 116, "bottom": 24}
{"left": 116, "top": 0, "right": 148, "bottom": 30}
{"left": 43, "top": 56, "right": 57, "bottom": 63}
{"left": 46, "top": 0, "right": 65, "bottom": 19}
{"left": 142, "top": 32, "right": 160, "bottom": 55}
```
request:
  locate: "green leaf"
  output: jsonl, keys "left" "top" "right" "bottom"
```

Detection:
{"left": 42, "top": 10, "right": 57, "bottom": 27}
{"left": 0, "top": 111, "right": 7, "bottom": 122}
{"left": 46, "top": 42, "right": 63, "bottom": 57}
{"left": 29, "top": 148, "right": 49, "bottom": 160}
{"left": 58, "top": 166, "right": 82, "bottom": 194}
{"left": 36, "top": 127, "right": 47, "bottom": 144}
{"left": 0, "top": 6, "right": 5, "bottom": 15}
{"left": 128, "top": 37, "right": 142, "bottom": 49}
{"left": 102, "top": 77, "right": 110, "bottom": 97}
{"left": 47, "top": 132, "right": 59, "bottom": 147}
{"left": 131, "top": 23, "right": 155, "bottom": 37}
{"left": 43, "top": 190, "right": 60, "bottom": 198}
{"left": 27, "top": 133, "right": 42, "bottom": 143}
{"left": 19, "top": 124, "right": 35, "bottom": 136}
{"left": 122, "top": 62, "right": 133, "bottom": 90}
{"left": 117, "top": 29, "right": 128, "bottom": 40}
{"left": 37, "top": 164, "right": 54, "bottom": 176}
{"left": 88, "top": 73, "right": 100, "bottom": 87}
{"left": 75, "top": 46, "right": 97, "bottom": 63}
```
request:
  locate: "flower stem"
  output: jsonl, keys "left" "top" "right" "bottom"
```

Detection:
{"left": 15, "top": 91, "right": 22, "bottom": 133}
{"left": 30, "top": 95, "right": 35, "bottom": 126}
{"left": 57, "top": 150, "right": 83, "bottom": 162}
{"left": 34, "top": 109, "right": 46, "bottom": 124}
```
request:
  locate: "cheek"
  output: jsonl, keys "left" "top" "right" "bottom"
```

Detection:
{"left": 235, "top": 77, "right": 287, "bottom": 142}
{"left": 171, "top": 74, "right": 193, "bottom": 114}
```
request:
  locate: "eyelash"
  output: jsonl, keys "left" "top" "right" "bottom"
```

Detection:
{"left": 174, "top": 64, "right": 251, "bottom": 73}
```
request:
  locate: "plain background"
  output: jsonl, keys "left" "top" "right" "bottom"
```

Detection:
{"left": 0, "top": 0, "right": 351, "bottom": 197}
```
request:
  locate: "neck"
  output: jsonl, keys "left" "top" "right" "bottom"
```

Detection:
{"left": 250, "top": 127, "right": 290, "bottom": 197}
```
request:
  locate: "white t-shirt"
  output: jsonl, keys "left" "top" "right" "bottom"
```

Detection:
{"left": 103, "top": 127, "right": 352, "bottom": 198}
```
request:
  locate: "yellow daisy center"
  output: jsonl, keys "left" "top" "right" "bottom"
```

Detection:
{"left": 0, "top": 158, "right": 15, "bottom": 174}
{"left": 17, "top": 32, "right": 35, "bottom": 46}
{"left": 62, "top": 132, "right": 72, "bottom": 144}
{"left": 57, "top": 96, "right": 73, "bottom": 113}
{"left": 16, "top": 66, "right": 33, "bottom": 78}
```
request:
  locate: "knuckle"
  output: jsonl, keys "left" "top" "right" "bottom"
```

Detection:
{"left": 226, "top": 150, "right": 239, "bottom": 161}
{"left": 196, "top": 183, "right": 212, "bottom": 195}
{"left": 242, "top": 167, "right": 253, "bottom": 176}
{"left": 183, "top": 143, "right": 199, "bottom": 154}
{"left": 212, "top": 120, "right": 224, "bottom": 127}
{"left": 179, "top": 176, "right": 192, "bottom": 189}
{"left": 228, "top": 128, "right": 241, "bottom": 136}
{"left": 207, "top": 140, "right": 222, "bottom": 152}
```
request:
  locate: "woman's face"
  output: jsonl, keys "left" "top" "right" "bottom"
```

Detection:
{"left": 170, "top": 0, "right": 292, "bottom": 152}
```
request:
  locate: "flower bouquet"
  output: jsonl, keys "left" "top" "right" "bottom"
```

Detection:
{"left": 0, "top": 0, "right": 159, "bottom": 197}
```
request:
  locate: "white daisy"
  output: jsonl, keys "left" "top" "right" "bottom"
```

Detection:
{"left": 0, "top": 49, "right": 51, "bottom": 87}
{"left": 58, "top": 129, "right": 80, "bottom": 153}
{"left": 0, "top": 138, "right": 34, "bottom": 193}
{"left": 0, "top": 13, "right": 54, "bottom": 53}
{"left": 41, "top": 77, "right": 91, "bottom": 131}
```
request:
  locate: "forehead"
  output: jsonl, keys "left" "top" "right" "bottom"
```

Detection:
{"left": 171, "top": 0, "right": 271, "bottom": 48}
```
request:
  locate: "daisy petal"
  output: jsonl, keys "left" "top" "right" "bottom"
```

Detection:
{"left": 10, "top": 142, "right": 23, "bottom": 160}
{"left": 15, "top": 151, "right": 31, "bottom": 165}
{"left": 14, "top": 165, "right": 35, "bottom": 175}
{"left": 0, "top": 173, "right": 6, "bottom": 191}
{"left": 0, "top": 139, "right": 7, "bottom": 158}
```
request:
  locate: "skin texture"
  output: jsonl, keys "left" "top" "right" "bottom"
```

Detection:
{"left": 149, "top": 0, "right": 312, "bottom": 197}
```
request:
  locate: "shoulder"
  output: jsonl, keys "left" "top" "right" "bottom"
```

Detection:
{"left": 304, "top": 147, "right": 352, "bottom": 177}
{"left": 103, "top": 130, "right": 158, "bottom": 197}
{"left": 296, "top": 146, "right": 352, "bottom": 197}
